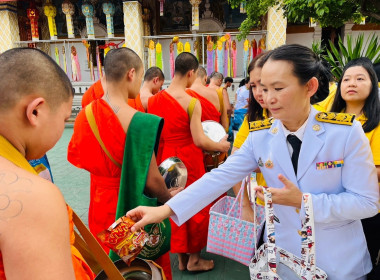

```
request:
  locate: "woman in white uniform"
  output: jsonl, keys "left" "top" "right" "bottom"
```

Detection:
{"left": 128, "top": 44, "right": 379, "bottom": 280}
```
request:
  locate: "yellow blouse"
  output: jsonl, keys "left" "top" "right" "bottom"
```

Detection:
{"left": 357, "top": 114, "right": 380, "bottom": 166}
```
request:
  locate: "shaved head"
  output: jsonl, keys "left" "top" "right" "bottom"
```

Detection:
{"left": 104, "top": 48, "right": 143, "bottom": 82}
{"left": 0, "top": 48, "right": 73, "bottom": 111}
{"left": 197, "top": 66, "right": 207, "bottom": 78}
{"left": 144, "top": 66, "right": 165, "bottom": 81}
{"left": 174, "top": 52, "right": 199, "bottom": 76}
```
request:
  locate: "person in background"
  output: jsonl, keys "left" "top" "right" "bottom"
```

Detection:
{"left": 231, "top": 52, "right": 271, "bottom": 220}
{"left": 127, "top": 44, "right": 379, "bottom": 280}
{"left": 232, "top": 77, "right": 250, "bottom": 132}
{"left": 139, "top": 66, "right": 165, "bottom": 112}
{"left": 209, "top": 72, "right": 233, "bottom": 120}
{"left": 330, "top": 57, "right": 380, "bottom": 279}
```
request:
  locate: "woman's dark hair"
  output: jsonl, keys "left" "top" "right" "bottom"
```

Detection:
{"left": 238, "top": 78, "right": 246, "bottom": 88}
{"left": 246, "top": 51, "right": 272, "bottom": 122}
{"left": 261, "top": 44, "right": 330, "bottom": 105}
{"left": 330, "top": 57, "right": 380, "bottom": 133}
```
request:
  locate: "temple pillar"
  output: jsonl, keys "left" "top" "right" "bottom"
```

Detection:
{"left": 123, "top": 1, "right": 144, "bottom": 60}
{"left": 0, "top": 1, "right": 20, "bottom": 53}
{"left": 266, "top": 4, "right": 287, "bottom": 50}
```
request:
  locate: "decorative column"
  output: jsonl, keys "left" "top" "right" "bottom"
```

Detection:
{"left": 43, "top": 0, "right": 58, "bottom": 40}
{"left": 266, "top": 4, "right": 287, "bottom": 50}
{"left": 142, "top": 8, "right": 151, "bottom": 47}
{"left": 0, "top": 2, "right": 20, "bottom": 53}
{"left": 102, "top": 1, "right": 115, "bottom": 38}
{"left": 62, "top": 0, "right": 75, "bottom": 38}
{"left": 189, "top": 0, "right": 201, "bottom": 31}
{"left": 82, "top": 0, "right": 95, "bottom": 39}
{"left": 123, "top": 1, "right": 144, "bottom": 60}
{"left": 27, "top": 2, "right": 39, "bottom": 41}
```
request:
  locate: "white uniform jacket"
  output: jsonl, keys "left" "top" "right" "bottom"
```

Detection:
{"left": 167, "top": 107, "right": 379, "bottom": 280}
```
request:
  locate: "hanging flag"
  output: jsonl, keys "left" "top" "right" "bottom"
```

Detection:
{"left": 62, "top": 46, "right": 68, "bottom": 75}
{"left": 258, "top": 37, "right": 266, "bottom": 55}
{"left": 231, "top": 40, "right": 237, "bottom": 78}
{"left": 96, "top": 45, "right": 103, "bottom": 79}
{"left": 184, "top": 41, "right": 191, "bottom": 53}
{"left": 159, "top": 0, "right": 164, "bottom": 16}
{"left": 243, "top": 39, "right": 249, "bottom": 77}
{"left": 170, "top": 42, "right": 175, "bottom": 79}
{"left": 148, "top": 40, "right": 156, "bottom": 68}
{"left": 177, "top": 41, "right": 184, "bottom": 55}
{"left": 43, "top": 0, "right": 57, "bottom": 40}
{"left": 193, "top": 40, "right": 199, "bottom": 61}
{"left": 62, "top": 0, "right": 75, "bottom": 38}
{"left": 71, "top": 46, "right": 81, "bottom": 81}
{"left": 190, "top": 0, "right": 201, "bottom": 31}
{"left": 54, "top": 46, "right": 60, "bottom": 66}
{"left": 82, "top": 0, "right": 95, "bottom": 39}
{"left": 27, "top": 3, "right": 39, "bottom": 41}
{"left": 102, "top": 1, "right": 115, "bottom": 37}
{"left": 252, "top": 38, "right": 257, "bottom": 59}
{"left": 156, "top": 42, "right": 163, "bottom": 70}
{"left": 216, "top": 39, "right": 223, "bottom": 74}
{"left": 206, "top": 36, "right": 214, "bottom": 76}
{"left": 224, "top": 33, "right": 231, "bottom": 77}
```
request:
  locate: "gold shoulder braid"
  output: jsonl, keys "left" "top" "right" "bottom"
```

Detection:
{"left": 315, "top": 112, "right": 355, "bottom": 126}
{"left": 249, "top": 118, "right": 274, "bottom": 132}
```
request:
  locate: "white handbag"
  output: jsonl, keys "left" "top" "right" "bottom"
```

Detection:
{"left": 249, "top": 188, "right": 328, "bottom": 280}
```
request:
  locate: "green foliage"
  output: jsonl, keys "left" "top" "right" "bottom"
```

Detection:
{"left": 229, "top": 0, "right": 380, "bottom": 39}
{"left": 283, "top": 0, "right": 363, "bottom": 28}
{"left": 228, "top": 0, "right": 278, "bottom": 40}
{"left": 322, "top": 33, "right": 380, "bottom": 80}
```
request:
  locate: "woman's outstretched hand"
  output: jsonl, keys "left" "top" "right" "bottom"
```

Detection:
{"left": 126, "top": 204, "right": 174, "bottom": 232}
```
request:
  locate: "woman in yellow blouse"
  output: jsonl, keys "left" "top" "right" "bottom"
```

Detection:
{"left": 330, "top": 57, "right": 380, "bottom": 279}
{"left": 231, "top": 52, "right": 271, "bottom": 220}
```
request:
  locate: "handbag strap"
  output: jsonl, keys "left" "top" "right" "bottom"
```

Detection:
{"left": 262, "top": 188, "right": 316, "bottom": 277}
{"left": 300, "top": 193, "right": 316, "bottom": 278}
{"left": 262, "top": 187, "right": 277, "bottom": 274}
{"left": 226, "top": 175, "right": 247, "bottom": 217}
{"left": 85, "top": 103, "right": 122, "bottom": 168}
{"left": 72, "top": 210, "right": 125, "bottom": 280}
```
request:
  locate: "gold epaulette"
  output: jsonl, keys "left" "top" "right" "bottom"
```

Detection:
{"left": 249, "top": 118, "right": 274, "bottom": 132}
{"left": 315, "top": 112, "right": 355, "bottom": 126}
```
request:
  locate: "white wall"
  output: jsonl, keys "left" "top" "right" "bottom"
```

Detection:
{"left": 286, "top": 32, "right": 314, "bottom": 48}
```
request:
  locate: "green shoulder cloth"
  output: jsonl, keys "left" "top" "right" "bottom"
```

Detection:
{"left": 110, "top": 112, "right": 171, "bottom": 261}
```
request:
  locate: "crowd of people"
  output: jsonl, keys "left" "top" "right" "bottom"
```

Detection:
{"left": 0, "top": 43, "right": 379, "bottom": 280}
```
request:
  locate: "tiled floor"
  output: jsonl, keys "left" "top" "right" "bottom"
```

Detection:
{"left": 48, "top": 127, "right": 250, "bottom": 279}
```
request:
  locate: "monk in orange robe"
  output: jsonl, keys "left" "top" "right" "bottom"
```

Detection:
{"left": 82, "top": 77, "right": 145, "bottom": 112}
{"left": 148, "top": 53, "right": 230, "bottom": 272}
{"left": 208, "top": 71, "right": 232, "bottom": 119}
{"left": 140, "top": 66, "right": 165, "bottom": 111}
{"left": 0, "top": 48, "right": 94, "bottom": 279}
{"left": 186, "top": 66, "right": 228, "bottom": 128}
{"left": 186, "top": 66, "right": 229, "bottom": 173}
{"left": 68, "top": 48, "right": 176, "bottom": 280}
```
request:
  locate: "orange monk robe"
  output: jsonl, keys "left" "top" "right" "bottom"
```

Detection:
{"left": 68, "top": 99, "right": 171, "bottom": 279}
{"left": 148, "top": 90, "right": 210, "bottom": 253}
{"left": 81, "top": 80, "right": 145, "bottom": 112}
{"left": 186, "top": 88, "right": 221, "bottom": 122}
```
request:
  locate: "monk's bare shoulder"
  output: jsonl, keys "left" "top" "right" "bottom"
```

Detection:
{"left": 0, "top": 157, "right": 67, "bottom": 228}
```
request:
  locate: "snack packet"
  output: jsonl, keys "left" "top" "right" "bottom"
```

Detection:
{"left": 97, "top": 216, "right": 149, "bottom": 265}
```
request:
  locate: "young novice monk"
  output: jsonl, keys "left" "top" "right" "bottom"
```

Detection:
{"left": 139, "top": 66, "right": 165, "bottom": 111}
{"left": 0, "top": 48, "right": 94, "bottom": 279}
{"left": 81, "top": 75, "right": 145, "bottom": 112}
{"left": 148, "top": 53, "right": 230, "bottom": 272}
{"left": 68, "top": 48, "right": 175, "bottom": 279}
{"left": 186, "top": 66, "right": 228, "bottom": 130}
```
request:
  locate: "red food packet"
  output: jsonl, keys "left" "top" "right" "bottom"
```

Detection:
{"left": 97, "top": 216, "right": 149, "bottom": 265}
